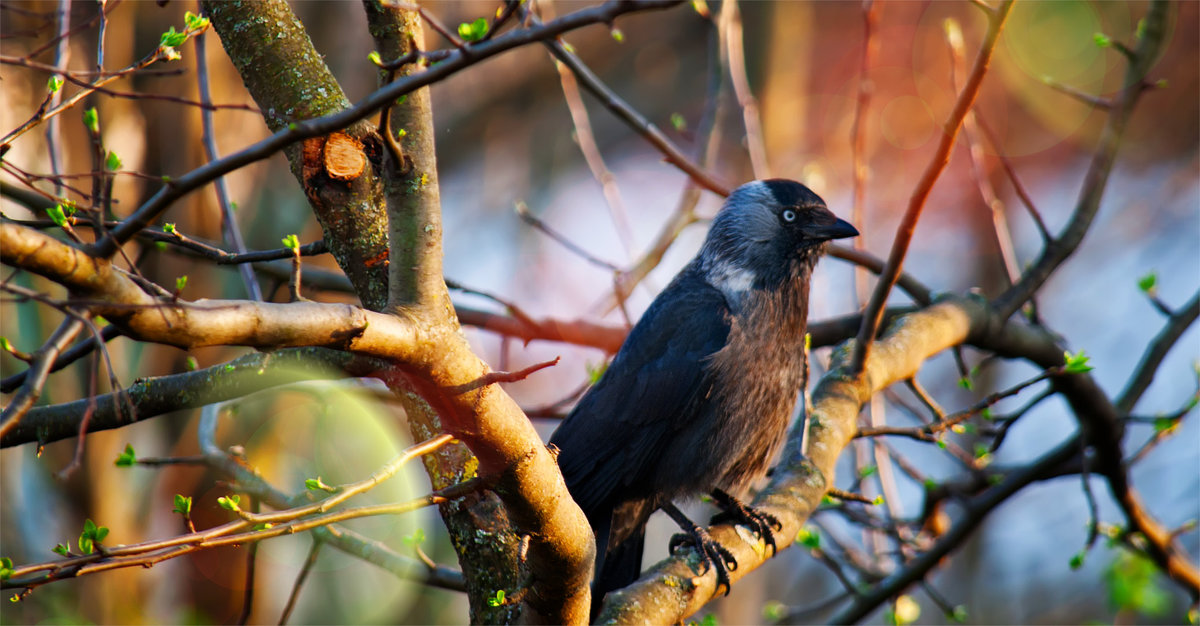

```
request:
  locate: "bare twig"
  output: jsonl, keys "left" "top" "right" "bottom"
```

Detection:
{"left": 1116, "top": 289, "right": 1200, "bottom": 413}
{"left": 718, "top": 0, "right": 769, "bottom": 178}
{"left": 195, "top": 21, "right": 263, "bottom": 301}
{"left": 850, "top": 0, "right": 1013, "bottom": 374}
{"left": 541, "top": 34, "right": 731, "bottom": 197}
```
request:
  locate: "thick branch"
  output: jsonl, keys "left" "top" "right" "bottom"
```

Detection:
{"left": 599, "top": 298, "right": 979, "bottom": 622}
{"left": 1, "top": 348, "right": 351, "bottom": 448}
{"left": 2, "top": 222, "right": 418, "bottom": 355}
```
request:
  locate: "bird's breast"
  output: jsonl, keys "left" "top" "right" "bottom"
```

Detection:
{"left": 702, "top": 284, "right": 811, "bottom": 494}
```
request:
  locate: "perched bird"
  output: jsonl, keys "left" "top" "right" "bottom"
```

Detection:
{"left": 550, "top": 179, "right": 858, "bottom": 609}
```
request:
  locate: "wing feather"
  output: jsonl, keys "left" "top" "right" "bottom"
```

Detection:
{"left": 550, "top": 265, "right": 731, "bottom": 519}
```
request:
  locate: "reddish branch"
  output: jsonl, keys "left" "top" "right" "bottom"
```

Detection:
{"left": 850, "top": 0, "right": 1013, "bottom": 373}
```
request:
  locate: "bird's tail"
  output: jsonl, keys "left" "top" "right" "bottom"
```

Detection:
{"left": 590, "top": 526, "right": 645, "bottom": 619}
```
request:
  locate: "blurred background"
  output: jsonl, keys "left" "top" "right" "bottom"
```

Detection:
{"left": 1, "top": 0, "right": 1197, "bottom": 623}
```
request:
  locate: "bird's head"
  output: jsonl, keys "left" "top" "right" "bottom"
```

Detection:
{"left": 700, "top": 179, "right": 858, "bottom": 302}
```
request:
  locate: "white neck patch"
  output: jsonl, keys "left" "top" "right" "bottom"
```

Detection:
{"left": 708, "top": 260, "right": 755, "bottom": 306}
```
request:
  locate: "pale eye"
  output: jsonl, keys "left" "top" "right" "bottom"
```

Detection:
{"left": 782, "top": 209, "right": 797, "bottom": 222}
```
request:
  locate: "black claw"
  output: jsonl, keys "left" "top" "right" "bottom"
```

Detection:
{"left": 709, "top": 489, "right": 782, "bottom": 556}
{"left": 662, "top": 503, "right": 738, "bottom": 595}
{"left": 669, "top": 527, "right": 737, "bottom": 595}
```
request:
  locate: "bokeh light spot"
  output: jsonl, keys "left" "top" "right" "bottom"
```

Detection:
{"left": 878, "top": 95, "right": 936, "bottom": 150}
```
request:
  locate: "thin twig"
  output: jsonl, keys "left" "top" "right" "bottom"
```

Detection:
{"left": 850, "top": 0, "right": 1014, "bottom": 374}
{"left": 718, "top": 0, "right": 769, "bottom": 179}
{"left": 195, "top": 20, "right": 262, "bottom": 301}
{"left": 279, "top": 540, "right": 323, "bottom": 625}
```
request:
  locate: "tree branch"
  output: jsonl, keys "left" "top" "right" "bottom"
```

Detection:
{"left": 993, "top": 0, "right": 1171, "bottom": 319}
{"left": 851, "top": 1, "right": 1012, "bottom": 373}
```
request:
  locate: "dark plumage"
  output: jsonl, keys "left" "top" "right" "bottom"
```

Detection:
{"left": 549, "top": 179, "right": 857, "bottom": 609}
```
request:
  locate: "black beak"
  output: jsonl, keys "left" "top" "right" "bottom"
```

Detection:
{"left": 808, "top": 218, "right": 859, "bottom": 241}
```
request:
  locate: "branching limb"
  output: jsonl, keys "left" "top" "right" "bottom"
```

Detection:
{"left": 994, "top": 0, "right": 1170, "bottom": 319}
{"left": 1117, "top": 288, "right": 1200, "bottom": 413}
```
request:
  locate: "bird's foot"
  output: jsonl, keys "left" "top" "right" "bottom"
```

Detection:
{"left": 662, "top": 503, "right": 738, "bottom": 595}
{"left": 709, "top": 488, "right": 782, "bottom": 556}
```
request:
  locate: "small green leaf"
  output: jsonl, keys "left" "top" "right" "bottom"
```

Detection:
{"left": 974, "top": 443, "right": 991, "bottom": 460}
{"left": 0, "top": 557, "right": 13, "bottom": 580}
{"left": 173, "top": 494, "right": 192, "bottom": 517}
{"left": 936, "top": 438, "right": 948, "bottom": 450}
{"left": 1070, "top": 550, "right": 1086, "bottom": 570}
{"left": 1137, "top": 271, "right": 1157, "bottom": 295}
{"left": 45, "top": 204, "right": 67, "bottom": 227}
{"left": 857, "top": 464, "right": 877, "bottom": 479}
{"left": 183, "top": 11, "right": 209, "bottom": 30}
{"left": 368, "top": 50, "right": 382, "bottom": 65}
{"left": 795, "top": 526, "right": 820, "bottom": 549}
{"left": 610, "top": 28, "right": 624, "bottom": 43}
{"left": 957, "top": 376, "right": 973, "bottom": 391}
{"left": 1154, "top": 79, "right": 1169, "bottom": 89}
{"left": 1105, "top": 549, "right": 1171, "bottom": 616}
{"left": 403, "top": 528, "right": 426, "bottom": 548}
{"left": 487, "top": 588, "right": 506, "bottom": 607}
{"left": 83, "top": 110, "right": 97, "bottom": 134}
{"left": 160, "top": 26, "right": 187, "bottom": 48}
{"left": 762, "top": 601, "right": 786, "bottom": 622}
{"left": 217, "top": 495, "right": 241, "bottom": 511}
{"left": 949, "top": 605, "right": 968, "bottom": 623}
{"left": 252, "top": 523, "right": 273, "bottom": 531}
{"left": 457, "top": 17, "right": 488, "bottom": 42}
{"left": 304, "top": 476, "right": 335, "bottom": 492}
{"left": 114, "top": 443, "right": 136, "bottom": 467}
{"left": 872, "top": 495, "right": 885, "bottom": 506}
{"left": 78, "top": 519, "right": 107, "bottom": 554}
{"left": 224, "top": 363, "right": 235, "bottom": 372}
{"left": 1093, "top": 32, "right": 1112, "bottom": 48}
{"left": 923, "top": 478, "right": 939, "bottom": 490}
{"left": 1063, "top": 350, "right": 1094, "bottom": 374}
{"left": 155, "top": 241, "right": 167, "bottom": 251}
{"left": 105, "top": 151, "right": 122, "bottom": 171}
{"left": 1153, "top": 417, "right": 1177, "bottom": 434}
{"left": 185, "top": 356, "right": 198, "bottom": 371}
{"left": 699, "top": 614, "right": 718, "bottom": 626}
{"left": 281, "top": 234, "right": 300, "bottom": 251}
{"left": 175, "top": 275, "right": 188, "bottom": 292}
{"left": 0, "top": 337, "right": 11, "bottom": 353}
{"left": 52, "top": 543, "right": 69, "bottom": 557}
{"left": 586, "top": 361, "right": 609, "bottom": 385}
{"left": 1135, "top": 18, "right": 1147, "bottom": 40}
{"left": 163, "top": 223, "right": 176, "bottom": 234}
{"left": 670, "top": 112, "right": 687, "bottom": 132}
{"left": 47, "top": 75, "right": 63, "bottom": 93}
